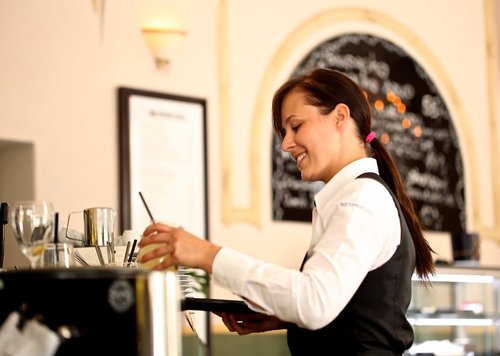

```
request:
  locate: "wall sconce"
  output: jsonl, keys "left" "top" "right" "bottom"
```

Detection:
{"left": 142, "top": 26, "right": 187, "bottom": 70}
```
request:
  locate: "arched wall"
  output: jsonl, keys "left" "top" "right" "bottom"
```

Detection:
{"left": 219, "top": 6, "right": 500, "bottom": 240}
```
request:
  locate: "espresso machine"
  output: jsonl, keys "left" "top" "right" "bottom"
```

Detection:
{"left": 0, "top": 268, "right": 182, "bottom": 356}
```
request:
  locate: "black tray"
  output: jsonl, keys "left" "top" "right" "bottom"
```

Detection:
{"left": 181, "top": 297, "right": 254, "bottom": 313}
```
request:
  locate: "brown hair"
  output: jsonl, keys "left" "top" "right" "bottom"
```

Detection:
{"left": 272, "top": 68, "right": 434, "bottom": 279}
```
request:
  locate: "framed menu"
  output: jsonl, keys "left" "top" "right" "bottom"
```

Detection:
{"left": 117, "top": 87, "right": 210, "bottom": 345}
{"left": 117, "top": 88, "right": 208, "bottom": 235}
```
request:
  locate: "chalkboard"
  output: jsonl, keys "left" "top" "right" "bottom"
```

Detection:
{"left": 272, "top": 33, "right": 465, "bottom": 232}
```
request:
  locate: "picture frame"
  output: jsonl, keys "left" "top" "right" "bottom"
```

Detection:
{"left": 117, "top": 87, "right": 211, "bottom": 350}
{"left": 117, "top": 88, "right": 208, "bottom": 236}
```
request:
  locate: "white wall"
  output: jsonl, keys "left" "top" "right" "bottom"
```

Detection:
{"left": 1, "top": 0, "right": 499, "bottom": 302}
{"left": 0, "top": 0, "right": 219, "bottom": 267}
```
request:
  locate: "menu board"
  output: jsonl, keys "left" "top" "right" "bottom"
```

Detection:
{"left": 118, "top": 88, "right": 210, "bottom": 346}
{"left": 272, "top": 33, "right": 465, "bottom": 232}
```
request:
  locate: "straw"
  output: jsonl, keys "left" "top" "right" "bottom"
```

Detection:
{"left": 94, "top": 245, "right": 105, "bottom": 266}
{"left": 110, "top": 240, "right": 115, "bottom": 263}
{"left": 123, "top": 240, "right": 131, "bottom": 263}
{"left": 128, "top": 239, "right": 137, "bottom": 264}
{"left": 54, "top": 212, "right": 59, "bottom": 264}
{"left": 138, "top": 192, "right": 156, "bottom": 223}
{"left": 106, "top": 241, "right": 112, "bottom": 264}
{"left": 54, "top": 212, "right": 59, "bottom": 244}
{"left": 74, "top": 250, "right": 90, "bottom": 266}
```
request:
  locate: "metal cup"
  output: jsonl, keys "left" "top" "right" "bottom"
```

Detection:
{"left": 66, "top": 207, "right": 117, "bottom": 247}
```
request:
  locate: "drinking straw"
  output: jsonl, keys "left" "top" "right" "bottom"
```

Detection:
{"left": 123, "top": 240, "right": 131, "bottom": 263}
{"left": 94, "top": 245, "right": 105, "bottom": 266}
{"left": 106, "top": 241, "right": 112, "bottom": 264}
{"left": 138, "top": 192, "right": 156, "bottom": 223}
{"left": 74, "top": 250, "right": 90, "bottom": 266}
{"left": 54, "top": 212, "right": 59, "bottom": 244}
{"left": 54, "top": 212, "right": 59, "bottom": 264}
{"left": 128, "top": 239, "right": 137, "bottom": 264}
{"left": 110, "top": 240, "right": 115, "bottom": 264}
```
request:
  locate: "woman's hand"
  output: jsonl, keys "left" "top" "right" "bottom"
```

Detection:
{"left": 138, "top": 222, "right": 221, "bottom": 273}
{"left": 214, "top": 311, "right": 287, "bottom": 335}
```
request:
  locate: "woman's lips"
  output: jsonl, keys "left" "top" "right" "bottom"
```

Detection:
{"left": 296, "top": 152, "right": 307, "bottom": 169}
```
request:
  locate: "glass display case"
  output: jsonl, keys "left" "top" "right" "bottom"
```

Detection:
{"left": 408, "top": 265, "right": 500, "bottom": 356}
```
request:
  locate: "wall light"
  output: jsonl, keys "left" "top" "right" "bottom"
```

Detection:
{"left": 142, "top": 26, "right": 187, "bottom": 70}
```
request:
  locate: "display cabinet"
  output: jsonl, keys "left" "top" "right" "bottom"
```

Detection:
{"left": 408, "top": 265, "right": 500, "bottom": 355}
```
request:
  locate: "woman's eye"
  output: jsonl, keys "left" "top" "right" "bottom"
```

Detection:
{"left": 292, "top": 124, "right": 301, "bottom": 131}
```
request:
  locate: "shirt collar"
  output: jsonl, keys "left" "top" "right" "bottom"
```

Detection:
{"left": 314, "top": 157, "right": 379, "bottom": 210}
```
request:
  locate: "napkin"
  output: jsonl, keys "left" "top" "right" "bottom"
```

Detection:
{"left": 0, "top": 312, "right": 60, "bottom": 356}
{"left": 75, "top": 245, "right": 128, "bottom": 266}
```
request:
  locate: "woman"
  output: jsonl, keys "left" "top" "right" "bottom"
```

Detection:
{"left": 138, "top": 68, "right": 435, "bottom": 355}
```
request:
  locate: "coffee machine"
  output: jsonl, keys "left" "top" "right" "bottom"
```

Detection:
{"left": 0, "top": 268, "right": 182, "bottom": 355}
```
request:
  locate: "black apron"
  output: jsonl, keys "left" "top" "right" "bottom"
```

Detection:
{"left": 287, "top": 173, "right": 415, "bottom": 356}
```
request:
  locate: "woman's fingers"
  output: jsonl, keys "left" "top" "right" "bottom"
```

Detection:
{"left": 217, "top": 312, "right": 255, "bottom": 335}
{"left": 220, "top": 313, "right": 236, "bottom": 332}
{"left": 216, "top": 312, "right": 286, "bottom": 334}
{"left": 138, "top": 223, "right": 217, "bottom": 272}
{"left": 137, "top": 223, "right": 176, "bottom": 267}
{"left": 137, "top": 243, "right": 172, "bottom": 262}
{"left": 152, "top": 254, "right": 177, "bottom": 271}
{"left": 228, "top": 314, "right": 253, "bottom": 335}
{"left": 141, "top": 223, "right": 175, "bottom": 244}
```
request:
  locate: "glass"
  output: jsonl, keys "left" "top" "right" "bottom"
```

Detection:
{"left": 137, "top": 243, "right": 176, "bottom": 271}
{"left": 39, "top": 242, "right": 75, "bottom": 268}
{"left": 10, "top": 200, "right": 54, "bottom": 267}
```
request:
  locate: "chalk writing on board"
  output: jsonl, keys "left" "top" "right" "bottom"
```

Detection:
{"left": 272, "top": 33, "right": 465, "bottom": 232}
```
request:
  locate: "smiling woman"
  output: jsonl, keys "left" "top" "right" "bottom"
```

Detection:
{"left": 138, "top": 68, "right": 435, "bottom": 356}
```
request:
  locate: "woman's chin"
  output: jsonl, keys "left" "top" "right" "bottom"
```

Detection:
{"left": 301, "top": 169, "right": 323, "bottom": 182}
{"left": 300, "top": 170, "right": 313, "bottom": 181}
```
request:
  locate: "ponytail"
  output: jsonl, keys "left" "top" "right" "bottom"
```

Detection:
{"left": 370, "top": 138, "right": 435, "bottom": 279}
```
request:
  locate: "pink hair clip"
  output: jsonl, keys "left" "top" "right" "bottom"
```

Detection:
{"left": 365, "top": 131, "right": 376, "bottom": 143}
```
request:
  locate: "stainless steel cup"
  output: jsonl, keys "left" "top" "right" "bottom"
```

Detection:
{"left": 66, "top": 207, "right": 117, "bottom": 247}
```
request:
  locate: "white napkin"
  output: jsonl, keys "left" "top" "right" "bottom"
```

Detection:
{"left": 75, "top": 245, "right": 128, "bottom": 266}
{"left": 0, "top": 312, "right": 60, "bottom": 356}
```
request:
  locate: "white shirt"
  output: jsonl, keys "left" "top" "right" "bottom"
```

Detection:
{"left": 212, "top": 158, "right": 401, "bottom": 330}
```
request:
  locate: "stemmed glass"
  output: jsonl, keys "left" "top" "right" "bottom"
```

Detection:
{"left": 11, "top": 200, "right": 54, "bottom": 268}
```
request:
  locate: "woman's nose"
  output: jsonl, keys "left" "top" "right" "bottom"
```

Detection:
{"left": 281, "top": 133, "right": 295, "bottom": 152}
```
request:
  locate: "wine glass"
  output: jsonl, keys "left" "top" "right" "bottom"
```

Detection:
{"left": 11, "top": 200, "right": 54, "bottom": 267}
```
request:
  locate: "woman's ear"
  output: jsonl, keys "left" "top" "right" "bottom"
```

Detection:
{"left": 334, "top": 103, "right": 350, "bottom": 128}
